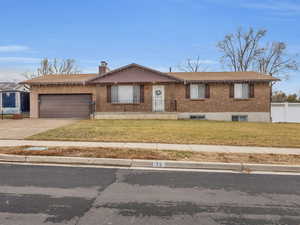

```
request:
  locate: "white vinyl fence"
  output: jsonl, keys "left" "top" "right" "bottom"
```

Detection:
{"left": 271, "top": 103, "right": 300, "bottom": 123}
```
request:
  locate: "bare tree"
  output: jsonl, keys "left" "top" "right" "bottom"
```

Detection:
{"left": 178, "top": 56, "right": 208, "bottom": 72}
{"left": 22, "top": 71, "right": 37, "bottom": 80}
{"left": 22, "top": 58, "right": 81, "bottom": 80}
{"left": 37, "top": 58, "right": 53, "bottom": 76}
{"left": 217, "top": 27, "right": 266, "bottom": 72}
{"left": 257, "top": 42, "right": 298, "bottom": 79}
{"left": 217, "top": 27, "right": 299, "bottom": 80}
{"left": 37, "top": 58, "right": 80, "bottom": 76}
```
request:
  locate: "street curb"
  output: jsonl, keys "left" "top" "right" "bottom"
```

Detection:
{"left": 25, "top": 155, "right": 132, "bottom": 167}
{"left": 131, "top": 159, "right": 242, "bottom": 171}
{"left": 1, "top": 154, "right": 300, "bottom": 173}
{"left": 241, "top": 163, "right": 300, "bottom": 173}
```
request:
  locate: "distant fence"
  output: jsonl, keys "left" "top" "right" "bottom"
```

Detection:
{"left": 271, "top": 102, "right": 300, "bottom": 123}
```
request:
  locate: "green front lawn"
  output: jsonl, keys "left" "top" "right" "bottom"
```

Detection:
{"left": 28, "top": 120, "right": 300, "bottom": 148}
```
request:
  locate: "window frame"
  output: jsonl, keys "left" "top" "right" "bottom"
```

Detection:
{"left": 111, "top": 85, "right": 141, "bottom": 104}
{"left": 232, "top": 115, "right": 248, "bottom": 122}
{"left": 234, "top": 83, "right": 250, "bottom": 99}
{"left": 190, "top": 84, "right": 206, "bottom": 100}
{"left": 2, "top": 92, "right": 16, "bottom": 108}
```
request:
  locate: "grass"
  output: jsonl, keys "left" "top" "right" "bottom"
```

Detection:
{"left": 1, "top": 146, "right": 300, "bottom": 165}
{"left": 28, "top": 119, "right": 300, "bottom": 148}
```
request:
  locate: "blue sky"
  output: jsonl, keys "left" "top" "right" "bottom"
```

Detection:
{"left": 0, "top": 0, "right": 299, "bottom": 93}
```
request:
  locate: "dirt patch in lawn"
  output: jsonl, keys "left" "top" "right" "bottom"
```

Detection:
{"left": 1, "top": 146, "right": 300, "bottom": 165}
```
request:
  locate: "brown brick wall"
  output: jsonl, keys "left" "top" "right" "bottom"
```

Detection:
{"left": 95, "top": 84, "right": 153, "bottom": 112}
{"left": 95, "top": 84, "right": 180, "bottom": 112}
{"left": 95, "top": 82, "right": 270, "bottom": 113}
{"left": 172, "top": 82, "right": 271, "bottom": 113}
{"left": 30, "top": 82, "right": 270, "bottom": 118}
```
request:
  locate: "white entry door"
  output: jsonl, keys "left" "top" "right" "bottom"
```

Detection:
{"left": 152, "top": 85, "right": 165, "bottom": 112}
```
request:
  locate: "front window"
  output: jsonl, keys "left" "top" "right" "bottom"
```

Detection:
{"left": 2, "top": 92, "right": 16, "bottom": 108}
{"left": 111, "top": 85, "right": 140, "bottom": 103}
{"left": 190, "top": 84, "right": 205, "bottom": 99}
{"left": 234, "top": 83, "right": 249, "bottom": 99}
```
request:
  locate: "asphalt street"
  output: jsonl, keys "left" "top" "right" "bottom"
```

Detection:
{"left": 0, "top": 163, "right": 300, "bottom": 225}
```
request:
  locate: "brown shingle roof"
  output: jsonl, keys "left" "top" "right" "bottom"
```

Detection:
{"left": 168, "top": 71, "right": 279, "bottom": 82}
{"left": 88, "top": 63, "right": 181, "bottom": 83}
{"left": 20, "top": 74, "right": 97, "bottom": 85}
{"left": 20, "top": 68, "right": 279, "bottom": 85}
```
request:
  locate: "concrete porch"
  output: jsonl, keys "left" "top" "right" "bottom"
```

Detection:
{"left": 93, "top": 112, "right": 270, "bottom": 121}
{"left": 94, "top": 112, "right": 179, "bottom": 120}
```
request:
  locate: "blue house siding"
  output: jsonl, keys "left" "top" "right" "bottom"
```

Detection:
{"left": 0, "top": 82, "right": 30, "bottom": 114}
{"left": 2, "top": 92, "right": 16, "bottom": 108}
{"left": 21, "top": 92, "right": 30, "bottom": 112}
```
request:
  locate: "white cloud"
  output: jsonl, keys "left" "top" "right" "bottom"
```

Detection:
{"left": 0, "top": 57, "right": 40, "bottom": 63}
{"left": 203, "top": 0, "right": 300, "bottom": 16}
{"left": 241, "top": 1, "right": 300, "bottom": 13}
{"left": 0, "top": 45, "right": 30, "bottom": 52}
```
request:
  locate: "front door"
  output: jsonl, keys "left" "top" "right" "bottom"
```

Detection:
{"left": 152, "top": 85, "right": 165, "bottom": 112}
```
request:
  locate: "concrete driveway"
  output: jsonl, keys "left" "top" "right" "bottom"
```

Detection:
{"left": 0, "top": 119, "right": 78, "bottom": 139}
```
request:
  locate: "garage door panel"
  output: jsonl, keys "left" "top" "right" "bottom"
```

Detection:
{"left": 39, "top": 94, "right": 92, "bottom": 118}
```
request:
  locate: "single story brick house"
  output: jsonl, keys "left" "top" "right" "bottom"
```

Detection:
{"left": 21, "top": 62, "right": 279, "bottom": 121}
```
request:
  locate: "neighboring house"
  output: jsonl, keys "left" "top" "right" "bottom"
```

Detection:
{"left": 21, "top": 62, "right": 279, "bottom": 122}
{"left": 0, "top": 82, "right": 30, "bottom": 114}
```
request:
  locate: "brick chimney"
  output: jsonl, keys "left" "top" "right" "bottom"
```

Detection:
{"left": 99, "top": 61, "right": 108, "bottom": 75}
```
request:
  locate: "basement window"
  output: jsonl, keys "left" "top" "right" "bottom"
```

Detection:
{"left": 190, "top": 115, "right": 206, "bottom": 120}
{"left": 232, "top": 115, "right": 248, "bottom": 122}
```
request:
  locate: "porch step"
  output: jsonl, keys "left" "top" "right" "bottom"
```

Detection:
{"left": 94, "top": 112, "right": 178, "bottom": 120}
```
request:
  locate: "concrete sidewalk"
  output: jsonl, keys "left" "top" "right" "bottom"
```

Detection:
{"left": 0, "top": 140, "right": 300, "bottom": 155}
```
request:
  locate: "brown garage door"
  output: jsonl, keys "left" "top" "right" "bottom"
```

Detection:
{"left": 39, "top": 94, "right": 92, "bottom": 118}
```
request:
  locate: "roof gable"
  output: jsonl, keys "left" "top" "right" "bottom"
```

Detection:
{"left": 88, "top": 63, "right": 181, "bottom": 84}
{"left": 0, "top": 82, "right": 29, "bottom": 92}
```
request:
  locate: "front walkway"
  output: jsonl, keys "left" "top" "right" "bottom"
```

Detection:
{"left": 0, "top": 140, "right": 300, "bottom": 155}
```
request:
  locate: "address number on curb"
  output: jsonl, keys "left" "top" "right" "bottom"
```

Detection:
{"left": 152, "top": 162, "right": 166, "bottom": 167}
